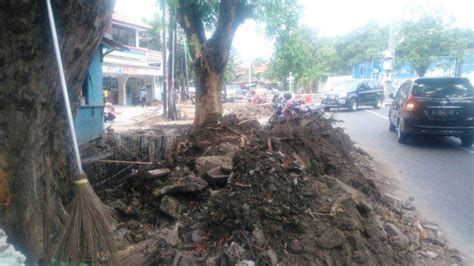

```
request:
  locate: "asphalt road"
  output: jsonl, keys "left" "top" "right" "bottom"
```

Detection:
{"left": 330, "top": 106, "right": 474, "bottom": 259}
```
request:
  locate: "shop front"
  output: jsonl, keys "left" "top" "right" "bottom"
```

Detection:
{"left": 102, "top": 63, "right": 161, "bottom": 106}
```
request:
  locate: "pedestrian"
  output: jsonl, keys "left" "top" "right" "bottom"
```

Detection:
{"left": 103, "top": 101, "right": 116, "bottom": 122}
{"left": 139, "top": 87, "right": 147, "bottom": 108}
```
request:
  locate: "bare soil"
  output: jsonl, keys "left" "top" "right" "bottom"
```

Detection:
{"left": 87, "top": 107, "right": 463, "bottom": 265}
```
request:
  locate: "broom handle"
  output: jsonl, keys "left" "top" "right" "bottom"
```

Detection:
{"left": 46, "top": 0, "right": 84, "bottom": 175}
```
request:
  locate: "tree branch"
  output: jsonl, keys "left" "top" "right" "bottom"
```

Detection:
{"left": 176, "top": 0, "right": 207, "bottom": 58}
{"left": 208, "top": 0, "right": 250, "bottom": 72}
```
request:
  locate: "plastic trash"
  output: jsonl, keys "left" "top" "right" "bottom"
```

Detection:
{"left": 0, "top": 229, "right": 26, "bottom": 266}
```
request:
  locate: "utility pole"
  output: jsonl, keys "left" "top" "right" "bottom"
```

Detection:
{"left": 168, "top": 8, "right": 177, "bottom": 120}
{"left": 161, "top": 0, "right": 167, "bottom": 115}
{"left": 183, "top": 39, "right": 190, "bottom": 100}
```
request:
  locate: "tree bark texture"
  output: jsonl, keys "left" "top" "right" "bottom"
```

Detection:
{"left": 0, "top": 0, "right": 113, "bottom": 262}
{"left": 176, "top": 0, "right": 249, "bottom": 124}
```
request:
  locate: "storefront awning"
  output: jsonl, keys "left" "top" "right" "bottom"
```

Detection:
{"left": 102, "top": 63, "right": 161, "bottom": 76}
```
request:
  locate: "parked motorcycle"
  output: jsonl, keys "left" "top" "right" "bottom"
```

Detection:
{"left": 269, "top": 96, "right": 324, "bottom": 126}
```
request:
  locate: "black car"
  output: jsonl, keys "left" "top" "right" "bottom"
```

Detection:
{"left": 322, "top": 79, "right": 385, "bottom": 111}
{"left": 388, "top": 77, "right": 474, "bottom": 147}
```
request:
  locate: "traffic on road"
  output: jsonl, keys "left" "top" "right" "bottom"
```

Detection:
{"left": 330, "top": 105, "right": 474, "bottom": 259}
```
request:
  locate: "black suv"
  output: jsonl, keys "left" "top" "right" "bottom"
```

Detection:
{"left": 322, "top": 79, "right": 384, "bottom": 111}
{"left": 389, "top": 77, "right": 474, "bottom": 147}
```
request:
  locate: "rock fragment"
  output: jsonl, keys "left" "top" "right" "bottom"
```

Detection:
{"left": 160, "top": 195, "right": 184, "bottom": 218}
{"left": 153, "top": 174, "right": 208, "bottom": 197}
{"left": 195, "top": 156, "right": 233, "bottom": 176}
{"left": 316, "top": 229, "right": 345, "bottom": 249}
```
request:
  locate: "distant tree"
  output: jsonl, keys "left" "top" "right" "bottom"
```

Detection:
{"left": 396, "top": 15, "right": 470, "bottom": 77}
{"left": 141, "top": 12, "right": 163, "bottom": 51}
{"left": 447, "top": 28, "right": 474, "bottom": 62}
{"left": 332, "top": 22, "right": 388, "bottom": 75}
{"left": 268, "top": 27, "right": 336, "bottom": 92}
{"left": 259, "top": 0, "right": 301, "bottom": 39}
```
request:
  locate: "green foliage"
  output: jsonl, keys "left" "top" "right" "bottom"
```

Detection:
{"left": 445, "top": 28, "right": 474, "bottom": 60}
{"left": 172, "top": 0, "right": 220, "bottom": 31}
{"left": 256, "top": 0, "right": 301, "bottom": 39}
{"left": 332, "top": 23, "right": 388, "bottom": 75}
{"left": 396, "top": 15, "right": 472, "bottom": 76}
{"left": 396, "top": 15, "right": 448, "bottom": 76}
{"left": 268, "top": 27, "right": 336, "bottom": 92}
{"left": 142, "top": 12, "right": 163, "bottom": 51}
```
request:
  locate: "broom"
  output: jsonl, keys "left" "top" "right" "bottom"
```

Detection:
{"left": 46, "top": 0, "right": 118, "bottom": 264}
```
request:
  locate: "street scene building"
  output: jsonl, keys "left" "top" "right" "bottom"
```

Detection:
{"left": 74, "top": 12, "right": 164, "bottom": 144}
{"left": 102, "top": 12, "right": 163, "bottom": 106}
{"left": 2, "top": 1, "right": 474, "bottom": 265}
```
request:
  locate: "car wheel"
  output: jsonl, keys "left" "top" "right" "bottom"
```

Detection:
{"left": 389, "top": 120, "right": 396, "bottom": 132}
{"left": 374, "top": 97, "right": 383, "bottom": 109}
{"left": 323, "top": 107, "right": 331, "bottom": 112}
{"left": 397, "top": 121, "right": 408, "bottom": 144}
{"left": 348, "top": 99, "right": 358, "bottom": 112}
{"left": 461, "top": 135, "right": 473, "bottom": 148}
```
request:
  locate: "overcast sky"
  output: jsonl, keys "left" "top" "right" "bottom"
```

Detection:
{"left": 114, "top": 0, "right": 474, "bottom": 62}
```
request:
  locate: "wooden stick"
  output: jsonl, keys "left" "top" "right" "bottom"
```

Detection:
{"left": 267, "top": 137, "right": 272, "bottom": 152}
{"left": 98, "top": 160, "right": 154, "bottom": 165}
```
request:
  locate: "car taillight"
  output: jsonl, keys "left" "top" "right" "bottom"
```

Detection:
{"left": 405, "top": 94, "right": 416, "bottom": 112}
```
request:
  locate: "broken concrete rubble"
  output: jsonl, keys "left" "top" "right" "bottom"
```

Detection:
{"left": 264, "top": 248, "right": 278, "bottom": 265}
{"left": 153, "top": 174, "right": 208, "bottom": 197}
{"left": 191, "top": 229, "right": 206, "bottom": 243}
{"left": 147, "top": 168, "right": 171, "bottom": 178}
{"left": 225, "top": 241, "right": 245, "bottom": 262}
{"left": 94, "top": 112, "right": 464, "bottom": 265}
{"left": 160, "top": 195, "right": 185, "bottom": 219}
{"left": 402, "top": 199, "right": 416, "bottom": 210}
{"left": 235, "top": 260, "right": 255, "bottom": 266}
{"left": 251, "top": 227, "right": 266, "bottom": 246}
{"left": 204, "top": 166, "right": 230, "bottom": 186}
{"left": 166, "top": 223, "right": 181, "bottom": 247}
{"left": 195, "top": 156, "right": 233, "bottom": 176}
{"left": 384, "top": 223, "right": 409, "bottom": 246}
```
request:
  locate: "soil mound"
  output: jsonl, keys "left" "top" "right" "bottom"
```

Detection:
{"left": 96, "top": 113, "right": 462, "bottom": 265}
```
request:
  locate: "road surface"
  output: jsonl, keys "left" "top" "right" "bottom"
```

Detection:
{"left": 331, "top": 106, "right": 474, "bottom": 259}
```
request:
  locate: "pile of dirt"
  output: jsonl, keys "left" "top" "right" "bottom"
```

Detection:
{"left": 223, "top": 103, "right": 273, "bottom": 119}
{"left": 171, "top": 114, "right": 260, "bottom": 159}
{"left": 96, "top": 112, "right": 463, "bottom": 265}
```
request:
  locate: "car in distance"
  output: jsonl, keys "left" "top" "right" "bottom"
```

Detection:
{"left": 388, "top": 77, "right": 474, "bottom": 147}
{"left": 322, "top": 79, "right": 385, "bottom": 111}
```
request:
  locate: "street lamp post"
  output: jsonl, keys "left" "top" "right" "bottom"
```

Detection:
{"left": 287, "top": 72, "right": 294, "bottom": 92}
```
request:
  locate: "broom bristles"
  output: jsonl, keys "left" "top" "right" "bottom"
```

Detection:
{"left": 55, "top": 178, "right": 118, "bottom": 265}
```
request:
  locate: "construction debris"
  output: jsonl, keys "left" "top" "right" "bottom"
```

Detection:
{"left": 153, "top": 174, "right": 208, "bottom": 197}
{"left": 91, "top": 109, "right": 464, "bottom": 265}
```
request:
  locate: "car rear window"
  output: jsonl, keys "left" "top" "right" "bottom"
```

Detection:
{"left": 412, "top": 80, "right": 474, "bottom": 98}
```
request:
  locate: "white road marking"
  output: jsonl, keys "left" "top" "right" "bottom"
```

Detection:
{"left": 442, "top": 138, "right": 474, "bottom": 154}
{"left": 460, "top": 147, "right": 474, "bottom": 154}
{"left": 365, "top": 110, "right": 389, "bottom": 120}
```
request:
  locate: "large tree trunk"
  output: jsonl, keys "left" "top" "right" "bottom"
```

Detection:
{"left": 0, "top": 0, "right": 113, "bottom": 263}
{"left": 176, "top": 0, "right": 248, "bottom": 124}
{"left": 194, "top": 57, "right": 224, "bottom": 124}
{"left": 416, "top": 68, "right": 427, "bottom": 77}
